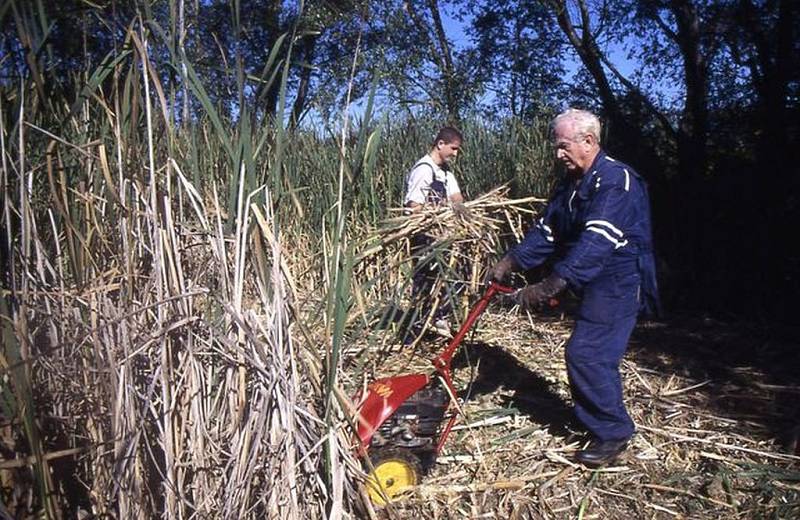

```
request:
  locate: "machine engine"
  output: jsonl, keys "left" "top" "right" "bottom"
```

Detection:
{"left": 369, "top": 385, "right": 448, "bottom": 468}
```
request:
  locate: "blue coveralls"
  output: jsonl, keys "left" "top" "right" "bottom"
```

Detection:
{"left": 509, "top": 151, "right": 659, "bottom": 441}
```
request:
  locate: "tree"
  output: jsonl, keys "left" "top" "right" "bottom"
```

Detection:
{"left": 461, "top": 0, "right": 567, "bottom": 119}
{"left": 720, "top": 0, "right": 800, "bottom": 317}
{"left": 360, "top": 0, "right": 477, "bottom": 121}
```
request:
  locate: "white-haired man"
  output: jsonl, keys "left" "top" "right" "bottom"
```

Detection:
{"left": 487, "top": 108, "right": 659, "bottom": 467}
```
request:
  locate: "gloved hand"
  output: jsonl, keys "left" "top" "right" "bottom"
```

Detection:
{"left": 452, "top": 200, "right": 472, "bottom": 220}
{"left": 485, "top": 255, "right": 518, "bottom": 284}
{"left": 516, "top": 273, "right": 567, "bottom": 309}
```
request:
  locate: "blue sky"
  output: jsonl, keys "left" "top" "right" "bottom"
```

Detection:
{"left": 328, "top": 5, "right": 681, "bottom": 126}
{"left": 438, "top": 7, "right": 680, "bottom": 105}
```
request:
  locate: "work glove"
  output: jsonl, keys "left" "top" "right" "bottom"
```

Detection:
{"left": 485, "top": 255, "right": 518, "bottom": 284}
{"left": 452, "top": 200, "right": 472, "bottom": 220}
{"left": 516, "top": 273, "right": 567, "bottom": 309}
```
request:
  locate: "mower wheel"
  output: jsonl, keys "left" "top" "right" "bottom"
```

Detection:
{"left": 365, "top": 448, "right": 421, "bottom": 506}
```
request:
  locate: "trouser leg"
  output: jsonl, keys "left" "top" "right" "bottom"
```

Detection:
{"left": 565, "top": 314, "right": 637, "bottom": 441}
{"left": 410, "top": 233, "right": 451, "bottom": 321}
{"left": 410, "top": 234, "right": 435, "bottom": 312}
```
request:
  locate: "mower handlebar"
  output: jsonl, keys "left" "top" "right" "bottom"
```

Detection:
{"left": 432, "top": 281, "right": 513, "bottom": 372}
{"left": 487, "top": 280, "right": 514, "bottom": 294}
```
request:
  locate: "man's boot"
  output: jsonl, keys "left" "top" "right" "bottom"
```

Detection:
{"left": 575, "top": 438, "right": 628, "bottom": 468}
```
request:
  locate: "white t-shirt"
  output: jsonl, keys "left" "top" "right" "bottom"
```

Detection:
{"left": 403, "top": 155, "right": 461, "bottom": 206}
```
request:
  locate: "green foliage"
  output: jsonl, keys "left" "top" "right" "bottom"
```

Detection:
{"left": 264, "top": 115, "right": 553, "bottom": 240}
{"left": 459, "top": 0, "right": 567, "bottom": 117}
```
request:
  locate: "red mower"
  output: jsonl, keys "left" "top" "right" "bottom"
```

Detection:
{"left": 354, "top": 281, "right": 515, "bottom": 505}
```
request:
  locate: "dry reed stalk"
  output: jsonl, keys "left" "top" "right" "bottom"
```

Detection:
{"left": 8, "top": 170, "right": 365, "bottom": 517}
{"left": 347, "top": 186, "right": 543, "bottom": 350}
{"left": 3, "top": 81, "right": 369, "bottom": 520}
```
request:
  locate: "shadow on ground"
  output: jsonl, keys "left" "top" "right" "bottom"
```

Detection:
{"left": 451, "top": 341, "right": 581, "bottom": 438}
{"left": 450, "top": 314, "right": 800, "bottom": 452}
{"left": 629, "top": 316, "right": 800, "bottom": 453}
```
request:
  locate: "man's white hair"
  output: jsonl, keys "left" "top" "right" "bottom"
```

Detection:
{"left": 553, "top": 108, "right": 602, "bottom": 143}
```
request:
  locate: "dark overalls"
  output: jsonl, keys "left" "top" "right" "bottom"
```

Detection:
{"left": 408, "top": 165, "right": 450, "bottom": 331}
{"left": 510, "top": 151, "right": 659, "bottom": 441}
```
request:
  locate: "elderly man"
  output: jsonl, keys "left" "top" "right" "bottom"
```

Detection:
{"left": 487, "top": 108, "right": 659, "bottom": 467}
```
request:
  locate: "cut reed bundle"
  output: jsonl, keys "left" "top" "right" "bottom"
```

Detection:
{"left": 357, "top": 187, "right": 543, "bottom": 284}
{"left": 347, "top": 186, "right": 543, "bottom": 346}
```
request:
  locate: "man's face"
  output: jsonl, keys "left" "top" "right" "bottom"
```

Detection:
{"left": 553, "top": 122, "right": 593, "bottom": 174}
{"left": 437, "top": 139, "right": 461, "bottom": 163}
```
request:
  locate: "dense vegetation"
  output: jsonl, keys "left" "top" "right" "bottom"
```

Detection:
{"left": 1, "top": 0, "right": 798, "bottom": 517}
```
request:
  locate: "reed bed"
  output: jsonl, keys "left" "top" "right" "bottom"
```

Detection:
{"left": 0, "top": 81, "right": 554, "bottom": 519}
{"left": 0, "top": 117, "right": 365, "bottom": 518}
{"left": 0, "top": 16, "right": 557, "bottom": 514}
{"left": 344, "top": 308, "right": 800, "bottom": 519}
{"left": 0, "top": 14, "right": 377, "bottom": 517}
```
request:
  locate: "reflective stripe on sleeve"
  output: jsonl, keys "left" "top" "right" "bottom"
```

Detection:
{"left": 586, "top": 219, "right": 628, "bottom": 249}
{"left": 536, "top": 218, "right": 554, "bottom": 242}
{"left": 586, "top": 226, "right": 629, "bottom": 249}
{"left": 585, "top": 219, "right": 624, "bottom": 238}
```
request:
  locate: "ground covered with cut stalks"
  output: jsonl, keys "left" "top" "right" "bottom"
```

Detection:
{"left": 348, "top": 305, "right": 800, "bottom": 519}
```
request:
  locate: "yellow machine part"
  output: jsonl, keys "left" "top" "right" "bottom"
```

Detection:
{"left": 365, "top": 450, "right": 421, "bottom": 506}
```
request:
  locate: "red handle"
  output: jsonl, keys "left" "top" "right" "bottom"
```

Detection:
{"left": 432, "top": 281, "right": 512, "bottom": 371}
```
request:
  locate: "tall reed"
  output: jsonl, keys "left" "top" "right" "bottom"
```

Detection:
{"left": 0, "top": 2, "right": 553, "bottom": 518}
{"left": 1, "top": 8, "right": 363, "bottom": 520}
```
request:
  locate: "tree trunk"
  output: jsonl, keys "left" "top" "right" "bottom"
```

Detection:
{"left": 404, "top": 0, "right": 460, "bottom": 120}
{"left": 551, "top": 0, "right": 638, "bottom": 150}
{"left": 671, "top": 0, "right": 708, "bottom": 186}
{"left": 737, "top": 0, "right": 798, "bottom": 318}
{"left": 426, "top": 0, "right": 460, "bottom": 121}
{"left": 663, "top": 0, "right": 710, "bottom": 293}
{"left": 290, "top": 34, "right": 318, "bottom": 129}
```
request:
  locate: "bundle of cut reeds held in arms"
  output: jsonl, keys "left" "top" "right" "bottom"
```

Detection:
{"left": 352, "top": 186, "right": 546, "bottom": 339}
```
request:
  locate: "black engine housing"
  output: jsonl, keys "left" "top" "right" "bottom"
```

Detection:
{"left": 369, "top": 385, "right": 449, "bottom": 470}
